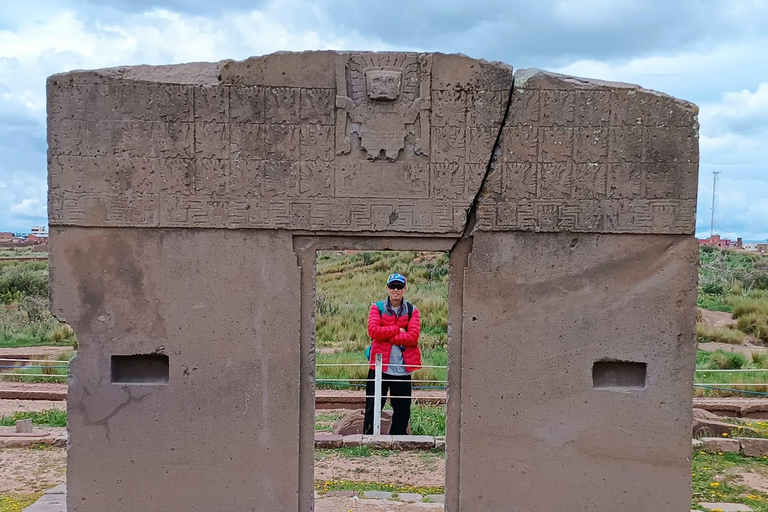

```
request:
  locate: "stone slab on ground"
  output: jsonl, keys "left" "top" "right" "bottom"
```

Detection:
{"left": 357, "top": 499, "right": 443, "bottom": 510}
{"left": 0, "top": 433, "right": 66, "bottom": 448}
{"left": 363, "top": 491, "right": 394, "bottom": 500}
{"left": 693, "top": 439, "right": 704, "bottom": 450}
{"left": 739, "top": 437, "right": 768, "bottom": 457}
{"left": 362, "top": 435, "right": 393, "bottom": 449}
{"left": 315, "top": 433, "right": 343, "bottom": 448}
{"left": 397, "top": 493, "right": 423, "bottom": 502}
{"left": 699, "top": 503, "right": 753, "bottom": 511}
{"left": 392, "top": 435, "right": 434, "bottom": 450}
{"left": 0, "top": 383, "right": 67, "bottom": 401}
{"left": 424, "top": 494, "right": 445, "bottom": 504}
{"left": 701, "top": 437, "right": 741, "bottom": 453}
{"left": 24, "top": 484, "right": 67, "bottom": 512}
{"left": 323, "top": 490, "right": 358, "bottom": 498}
{"left": 342, "top": 434, "right": 363, "bottom": 447}
{"left": 694, "top": 398, "right": 768, "bottom": 419}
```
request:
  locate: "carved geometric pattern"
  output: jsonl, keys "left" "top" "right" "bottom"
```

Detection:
{"left": 48, "top": 55, "right": 697, "bottom": 235}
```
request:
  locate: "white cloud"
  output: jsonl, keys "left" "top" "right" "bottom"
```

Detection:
{"left": 10, "top": 197, "right": 45, "bottom": 216}
{"left": 0, "top": 1, "right": 767, "bottom": 239}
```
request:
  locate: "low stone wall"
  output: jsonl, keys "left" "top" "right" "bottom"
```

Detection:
{"left": 696, "top": 436, "right": 768, "bottom": 457}
{"left": 315, "top": 433, "right": 444, "bottom": 450}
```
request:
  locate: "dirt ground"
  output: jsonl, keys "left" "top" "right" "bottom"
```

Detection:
{"left": 0, "top": 447, "right": 66, "bottom": 494}
{"left": 699, "top": 308, "right": 737, "bottom": 329}
{"left": 316, "top": 450, "right": 445, "bottom": 488}
{"left": 0, "top": 399, "right": 65, "bottom": 418}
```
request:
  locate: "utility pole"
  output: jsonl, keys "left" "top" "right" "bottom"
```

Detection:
{"left": 710, "top": 171, "right": 720, "bottom": 238}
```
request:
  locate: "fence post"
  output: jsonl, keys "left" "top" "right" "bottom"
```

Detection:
{"left": 373, "top": 353, "right": 383, "bottom": 436}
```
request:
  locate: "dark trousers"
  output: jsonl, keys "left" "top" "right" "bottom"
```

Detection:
{"left": 363, "top": 369, "right": 412, "bottom": 435}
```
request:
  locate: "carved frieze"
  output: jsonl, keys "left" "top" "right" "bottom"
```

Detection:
{"left": 47, "top": 53, "right": 698, "bottom": 234}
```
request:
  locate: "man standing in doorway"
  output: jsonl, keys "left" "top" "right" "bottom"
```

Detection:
{"left": 364, "top": 273, "right": 422, "bottom": 435}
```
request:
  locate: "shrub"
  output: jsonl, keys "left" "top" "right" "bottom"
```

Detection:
{"left": 730, "top": 297, "right": 768, "bottom": 318}
{"left": 0, "top": 262, "right": 48, "bottom": 303}
{"left": 710, "top": 351, "right": 748, "bottom": 370}
{"left": 696, "top": 323, "right": 746, "bottom": 345}
{"left": 701, "top": 282, "right": 724, "bottom": 295}
{"left": 736, "top": 313, "right": 768, "bottom": 342}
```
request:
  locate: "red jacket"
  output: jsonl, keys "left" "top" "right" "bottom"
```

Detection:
{"left": 367, "top": 301, "right": 422, "bottom": 372}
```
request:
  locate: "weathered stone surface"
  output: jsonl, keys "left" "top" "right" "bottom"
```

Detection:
{"left": 694, "top": 418, "right": 754, "bottom": 438}
{"left": 699, "top": 503, "right": 753, "bottom": 511}
{"left": 48, "top": 53, "right": 696, "bottom": 236}
{"left": 425, "top": 494, "right": 445, "bottom": 504}
{"left": 362, "top": 491, "right": 393, "bottom": 500}
{"left": 314, "top": 433, "right": 343, "bottom": 448}
{"left": 694, "top": 408, "right": 721, "bottom": 420}
{"left": 0, "top": 435, "right": 55, "bottom": 448}
{"left": 700, "top": 437, "right": 740, "bottom": 453}
{"left": 392, "top": 435, "right": 435, "bottom": 450}
{"left": 458, "top": 231, "right": 698, "bottom": 512}
{"left": 693, "top": 439, "right": 704, "bottom": 450}
{"left": 48, "top": 52, "right": 514, "bottom": 234}
{"left": 341, "top": 434, "right": 363, "bottom": 447}
{"left": 15, "top": 419, "right": 33, "bottom": 433}
{"left": 362, "top": 435, "right": 393, "bottom": 449}
{"left": 475, "top": 69, "right": 698, "bottom": 235}
{"left": 738, "top": 437, "right": 768, "bottom": 457}
{"left": 47, "top": 51, "right": 699, "bottom": 512}
{"left": 332, "top": 408, "right": 394, "bottom": 435}
{"left": 51, "top": 228, "right": 301, "bottom": 512}
{"left": 22, "top": 484, "right": 67, "bottom": 512}
{"left": 398, "top": 493, "right": 423, "bottom": 502}
{"left": 323, "top": 490, "right": 358, "bottom": 498}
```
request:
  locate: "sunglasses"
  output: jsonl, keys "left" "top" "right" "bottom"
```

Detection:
{"left": 387, "top": 283, "right": 405, "bottom": 290}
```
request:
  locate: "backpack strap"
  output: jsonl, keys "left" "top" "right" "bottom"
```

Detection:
{"left": 375, "top": 300, "right": 413, "bottom": 321}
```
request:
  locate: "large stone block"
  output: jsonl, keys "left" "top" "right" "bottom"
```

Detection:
{"left": 51, "top": 228, "right": 301, "bottom": 512}
{"left": 47, "top": 51, "right": 700, "bottom": 512}
{"left": 458, "top": 231, "right": 698, "bottom": 512}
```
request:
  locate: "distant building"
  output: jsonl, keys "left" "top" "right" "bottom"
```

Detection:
{"left": 698, "top": 235, "right": 742, "bottom": 249}
{"left": 757, "top": 244, "right": 768, "bottom": 255}
{"left": 30, "top": 226, "right": 46, "bottom": 234}
{"left": 0, "top": 232, "right": 12, "bottom": 242}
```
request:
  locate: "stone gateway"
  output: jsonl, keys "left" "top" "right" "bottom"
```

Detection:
{"left": 48, "top": 51, "right": 699, "bottom": 511}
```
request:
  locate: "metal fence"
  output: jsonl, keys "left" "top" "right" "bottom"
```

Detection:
{"left": 0, "top": 358, "right": 68, "bottom": 379}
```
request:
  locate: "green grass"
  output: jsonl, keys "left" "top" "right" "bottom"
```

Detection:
{"left": 410, "top": 404, "right": 446, "bottom": 436}
{"left": 315, "top": 251, "right": 448, "bottom": 352}
{"left": 0, "top": 409, "right": 67, "bottom": 427}
{"left": 695, "top": 349, "right": 768, "bottom": 396}
{"left": 692, "top": 451, "right": 768, "bottom": 511}
{"left": 315, "top": 412, "right": 345, "bottom": 432}
{"left": 697, "top": 323, "right": 746, "bottom": 345}
{"left": 0, "top": 493, "right": 43, "bottom": 512}
{"left": 314, "top": 478, "right": 444, "bottom": 498}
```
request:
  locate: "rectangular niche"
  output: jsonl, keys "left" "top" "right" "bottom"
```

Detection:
{"left": 592, "top": 360, "right": 646, "bottom": 390}
{"left": 111, "top": 354, "right": 169, "bottom": 385}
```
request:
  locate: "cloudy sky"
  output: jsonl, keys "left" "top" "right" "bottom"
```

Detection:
{"left": 1, "top": 0, "right": 767, "bottom": 239}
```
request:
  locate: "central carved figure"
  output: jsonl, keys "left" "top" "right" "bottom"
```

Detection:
{"left": 336, "top": 54, "right": 431, "bottom": 161}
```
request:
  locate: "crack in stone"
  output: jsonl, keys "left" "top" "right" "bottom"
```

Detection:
{"left": 451, "top": 77, "right": 516, "bottom": 253}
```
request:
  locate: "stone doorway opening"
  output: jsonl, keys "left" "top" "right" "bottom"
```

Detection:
{"left": 295, "top": 236, "right": 470, "bottom": 511}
